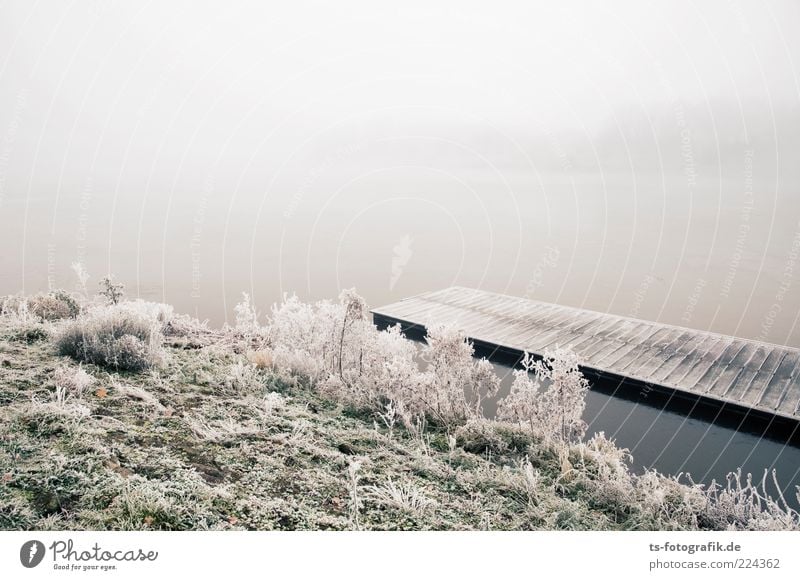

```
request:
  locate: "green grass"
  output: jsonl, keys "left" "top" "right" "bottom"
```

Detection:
{"left": 0, "top": 310, "right": 796, "bottom": 531}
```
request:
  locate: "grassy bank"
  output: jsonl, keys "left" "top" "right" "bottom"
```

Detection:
{"left": 0, "top": 288, "right": 798, "bottom": 531}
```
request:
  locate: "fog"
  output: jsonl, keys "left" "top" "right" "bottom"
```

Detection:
{"left": 1, "top": 0, "right": 799, "bottom": 346}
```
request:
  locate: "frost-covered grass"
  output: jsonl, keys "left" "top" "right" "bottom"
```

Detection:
{"left": 54, "top": 302, "right": 171, "bottom": 372}
{"left": 1, "top": 287, "right": 799, "bottom": 531}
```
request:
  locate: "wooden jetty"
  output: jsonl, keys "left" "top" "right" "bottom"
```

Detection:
{"left": 372, "top": 287, "right": 800, "bottom": 425}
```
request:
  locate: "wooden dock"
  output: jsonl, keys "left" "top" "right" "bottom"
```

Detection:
{"left": 372, "top": 287, "right": 800, "bottom": 424}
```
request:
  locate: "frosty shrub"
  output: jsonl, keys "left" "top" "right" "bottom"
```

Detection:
{"left": 497, "top": 348, "right": 589, "bottom": 443}
{"left": 55, "top": 303, "right": 165, "bottom": 372}
{"left": 568, "top": 432, "right": 635, "bottom": 516}
{"left": 266, "top": 293, "right": 337, "bottom": 380}
{"left": 697, "top": 470, "right": 800, "bottom": 531}
{"left": 98, "top": 276, "right": 124, "bottom": 305}
{"left": 335, "top": 288, "right": 368, "bottom": 378}
{"left": 267, "top": 291, "right": 500, "bottom": 429}
{"left": 268, "top": 289, "right": 406, "bottom": 395}
{"left": 120, "top": 300, "right": 175, "bottom": 325}
{"left": 496, "top": 352, "right": 542, "bottom": 432}
{"left": 417, "top": 324, "right": 500, "bottom": 428}
{"left": 632, "top": 470, "right": 707, "bottom": 530}
{"left": 138, "top": 302, "right": 211, "bottom": 343}
{"left": 28, "top": 290, "right": 81, "bottom": 321}
{"left": 321, "top": 319, "right": 423, "bottom": 418}
{"left": 0, "top": 296, "right": 37, "bottom": 328}
{"left": 233, "top": 292, "right": 261, "bottom": 338}
{"left": 0, "top": 295, "right": 26, "bottom": 318}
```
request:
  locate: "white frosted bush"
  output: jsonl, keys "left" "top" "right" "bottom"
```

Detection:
{"left": 633, "top": 470, "right": 707, "bottom": 529}
{"left": 0, "top": 295, "right": 32, "bottom": 323}
{"left": 569, "top": 432, "right": 636, "bottom": 514}
{"left": 233, "top": 292, "right": 261, "bottom": 338}
{"left": 321, "top": 320, "right": 423, "bottom": 415}
{"left": 268, "top": 289, "right": 408, "bottom": 397}
{"left": 497, "top": 348, "right": 588, "bottom": 443}
{"left": 698, "top": 470, "right": 800, "bottom": 531}
{"left": 419, "top": 324, "right": 499, "bottom": 428}
{"left": 536, "top": 348, "right": 589, "bottom": 442}
{"left": 55, "top": 303, "right": 165, "bottom": 372}
{"left": 266, "top": 291, "right": 498, "bottom": 429}
{"left": 497, "top": 352, "right": 542, "bottom": 430}
{"left": 267, "top": 294, "right": 337, "bottom": 381}
{"left": 28, "top": 290, "right": 81, "bottom": 321}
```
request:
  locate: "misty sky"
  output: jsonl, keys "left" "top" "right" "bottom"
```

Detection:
{"left": 2, "top": 1, "right": 798, "bottom": 149}
{"left": 1, "top": 0, "right": 799, "bottom": 344}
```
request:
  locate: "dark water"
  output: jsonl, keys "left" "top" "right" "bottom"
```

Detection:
{"left": 487, "top": 361, "right": 800, "bottom": 510}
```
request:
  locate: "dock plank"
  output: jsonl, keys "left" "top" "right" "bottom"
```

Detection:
{"left": 631, "top": 329, "right": 695, "bottom": 378}
{"left": 740, "top": 350, "right": 787, "bottom": 406}
{"left": 707, "top": 342, "right": 759, "bottom": 397}
{"left": 649, "top": 333, "right": 712, "bottom": 383}
{"left": 775, "top": 359, "right": 800, "bottom": 415}
{"left": 756, "top": 353, "right": 799, "bottom": 410}
{"left": 679, "top": 339, "right": 735, "bottom": 390}
{"left": 661, "top": 336, "right": 722, "bottom": 385}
